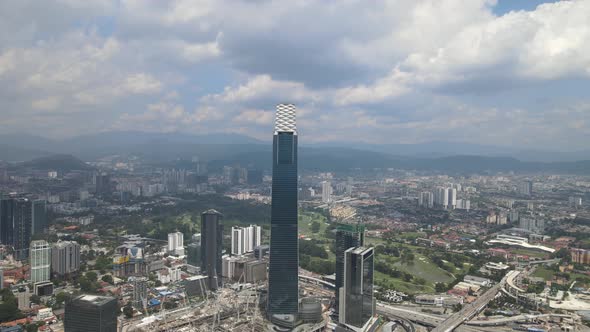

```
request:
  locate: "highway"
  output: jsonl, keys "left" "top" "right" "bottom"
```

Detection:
{"left": 430, "top": 277, "right": 506, "bottom": 332}
{"left": 376, "top": 303, "right": 487, "bottom": 332}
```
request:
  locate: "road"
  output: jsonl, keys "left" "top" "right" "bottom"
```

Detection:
{"left": 430, "top": 277, "right": 506, "bottom": 332}
{"left": 376, "top": 303, "right": 486, "bottom": 332}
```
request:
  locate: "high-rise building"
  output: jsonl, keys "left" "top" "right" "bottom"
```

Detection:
{"left": 231, "top": 225, "right": 262, "bottom": 256}
{"left": 30, "top": 240, "right": 51, "bottom": 284}
{"left": 201, "top": 209, "right": 223, "bottom": 290}
{"left": 130, "top": 276, "right": 148, "bottom": 310}
{"left": 322, "top": 181, "right": 332, "bottom": 203}
{"left": 419, "top": 192, "right": 434, "bottom": 208}
{"left": 187, "top": 234, "right": 201, "bottom": 266}
{"left": 434, "top": 187, "right": 449, "bottom": 209}
{"left": 13, "top": 198, "right": 32, "bottom": 260}
{"left": 448, "top": 188, "right": 457, "bottom": 209}
{"left": 52, "top": 241, "right": 81, "bottom": 276}
{"left": 95, "top": 173, "right": 111, "bottom": 196}
{"left": 64, "top": 295, "right": 117, "bottom": 332}
{"left": 335, "top": 224, "right": 365, "bottom": 314}
{"left": 339, "top": 247, "right": 375, "bottom": 330}
{"left": 519, "top": 181, "right": 533, "bottom": 196}
{"left": 519, "top": 217, "right": 545, "bottom": 233}
{"left": 268, "top": 104, "right": 299, "bottom": 324}
{"left": 31, "top": 200, "right": 47, "bottom": 235}
{"left": 0, "top": 198, "right": 14, "bottom": 247}
{"left": 167, "top": 231, "right": 184, "bottom": 256}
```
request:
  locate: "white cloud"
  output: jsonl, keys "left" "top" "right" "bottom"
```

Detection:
{"left": 31, "top": 96, "right": 61, "bottom": 111}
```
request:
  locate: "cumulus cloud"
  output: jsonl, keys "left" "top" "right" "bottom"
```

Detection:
{"left": 0, "top": 0, "right": 589, "bottom": 149}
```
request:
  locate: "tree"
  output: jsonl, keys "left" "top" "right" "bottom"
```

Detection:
{"left": 310, "top": 221, "right": 321, "bottom": 233}
{"left": 0, "top": 289, "right": 21, "bottom": 322}
{"left": 435, "top": 283, "right": 447, "bottom": 293}
{"left": 86, "top": 271, "right": 98, "bottom": 282}
{"left": 101, "top": 275, "right": 114, "bottom": 285}
{"left": 55, "top": 292, "right": 70, "bottom": 305}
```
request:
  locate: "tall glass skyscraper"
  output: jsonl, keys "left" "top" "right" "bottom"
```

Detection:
{"left": 268, "top": 104, "right": 299, "bottom": 325}
{"left": 201, "top": 209, "right": 223, "bottom": 290}
{"left": 339, "top": 246, "right": 375, "bottom": 329}
{"left": 335, "top": 223, "right": 365, "bottom": 313}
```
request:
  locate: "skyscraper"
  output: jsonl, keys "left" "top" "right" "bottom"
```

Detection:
{"left": 30, "top": 240, "right": 51, "bottom": 284}
{"left": 335, "top": 224, "right": 365, "bottom": 314}
{"left": 268, "top": 104, "right": 299, "bottom": 324}
{"left": 13, "top": 198, "right": 32, "bottom": 260}
{"left": 52, "top": 241, "right": 81, "bottom": 277}
{"left": 339, "top": 247, "right": 375, "bottom": 329}
{"left": 31, "top": 200, "right": 47, "bottom": 235}
{"left": 201, "top": 209, "right": 223, "bottom": 290}
{"left": 64, "top": 295, "right": 117, "bottom": 332}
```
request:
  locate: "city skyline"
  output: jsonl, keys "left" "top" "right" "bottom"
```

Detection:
{"left": 0, "top": 1, "right": 588, "bottom": 150}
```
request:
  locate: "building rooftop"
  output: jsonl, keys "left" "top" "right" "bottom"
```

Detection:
{"left": 73, "top": 295, "right": 116, "bottom": 306}
{"left": 275, "top": 103, "right": 296, "bottom": 133}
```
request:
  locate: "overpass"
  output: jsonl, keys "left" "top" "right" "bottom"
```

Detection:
{"left": 298, "top": 274, "right": 335, "bottom": 289}
{"left": 430, "top": 275, "right": 507, "bottom": 332}
{"left": 376, "top": 303, "right": 486, "bottom": 332}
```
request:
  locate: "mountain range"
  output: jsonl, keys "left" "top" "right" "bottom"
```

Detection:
{"left": 1, "top": 131, "right": 590, "bottom": 174}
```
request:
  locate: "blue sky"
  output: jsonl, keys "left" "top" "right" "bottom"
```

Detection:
{"left": 0, "top": 0, "right": 588, "bottom": 150}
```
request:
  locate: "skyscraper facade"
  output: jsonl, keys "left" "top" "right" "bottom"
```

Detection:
{"left": 201, "top": 209, "right": 223, "bottom": 290}
{"left": 13, "top": 198, "right": 32, "bottom": 260}
{"left": 31, "top": 200, "right": 47, "bottom": 235}
{"left": 30, "top": 240, "right": 51, "bottom": 284}
{"left": 335, "top": 223, "right": 365, "bottom": 313}
{"left": 339, "top": 246, "right": 375, "bottom": 329}
{"left": 64, "top": 295, "right": 117, "bottom": 332}
{"left": 52, "top": 241, "right": 81, "bottom": 276}
{"left": 322, "top": 181, "right": 332, "bottom": 203}
{"left": 268, "top": 104, "right": 299, "bottom": 324}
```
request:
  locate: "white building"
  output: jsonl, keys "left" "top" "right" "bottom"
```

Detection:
{"left": 231, "top": 225, "right": 261, "bottom": 255}
{"left": 30, "top": 240, "right": 51, "bottom": 284}
{"left": 434, "top": 187, "right": 449, "bottom": 209}
{"left": 168, "top": 232, "right": 184, "bottom": 256}
{"left": 448, "top": 188, "right": 457, "bottom": 209}
{"left": 322, "top": 181, "right": 333, "bottom": 203}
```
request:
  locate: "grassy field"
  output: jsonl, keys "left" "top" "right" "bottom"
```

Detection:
{"left": 298, "top": 211, "right": 329, "bottom": 239}
{"left": 532, "top": 266, "right": 555, "bottom": 280}
{"left": 374, "top": 271, "right": 434, "bottom": 293}
{"left": 393, "top": 255, "right": 455, "bottom": 283}
{"left": 510, "top": 248, "right": 550, "bottom": 259}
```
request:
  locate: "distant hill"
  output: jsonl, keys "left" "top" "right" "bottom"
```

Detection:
{"left": 0, "top": 144, "right": 53, "bottom": 163}
{"left": 18, "top": 154, "right": 94, "bottom": 172}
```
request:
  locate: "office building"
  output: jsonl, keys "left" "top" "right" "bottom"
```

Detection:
{"left": 339, "top": 247, "right": 375, "bottom": 329}
{"left": 419, "top": 192, "right": 434, "bottom": 208}
{"left": 31, "top": 200, "right": 47, "bottom": 235}
{"left": 95, "top": 174, "right": 111, "bottom": 196}
{"left": 0, "top": 198, "right": 14, "bottom": 247}
{"left": 268, "top": 104, "right": 299, "bottom": 325}
{"left": 13, "top": 198, "right": 33, "bottom": 260}
{"left": 231, "top": 225, "right": 262, "bottom": 256}
{"left": 167, "top": 231, "right": 184, "bottom": 256}
{"left": 322, "top": 181, "right": 333, "bottom": 203}
{"left": 187, "top": 241, "right": 201, "bottom": 266}
{"left": 30, "top": 240, "right": 51, "bottom": 284}
{"left": 52, "top": 241, "right": 81, "bottom": 276}
{"left": 201, "top": 209, "right": 223, "bottom": 290}
{"left": 64, "top": 295, "right": 117, "bottom": 332}
{"left": 335, "top": 224, "right": 365, "bottom": 314}
{"left": 569, "top": 196, "right": 583, "bottom": 208}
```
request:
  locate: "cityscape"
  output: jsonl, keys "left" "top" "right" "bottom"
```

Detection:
{"left": 1, "top": 1, "right": 590, "bottom": 332}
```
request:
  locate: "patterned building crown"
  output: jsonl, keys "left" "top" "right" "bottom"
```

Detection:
{"left": 275, "top": 103, "right": 297, "bottom": 133}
